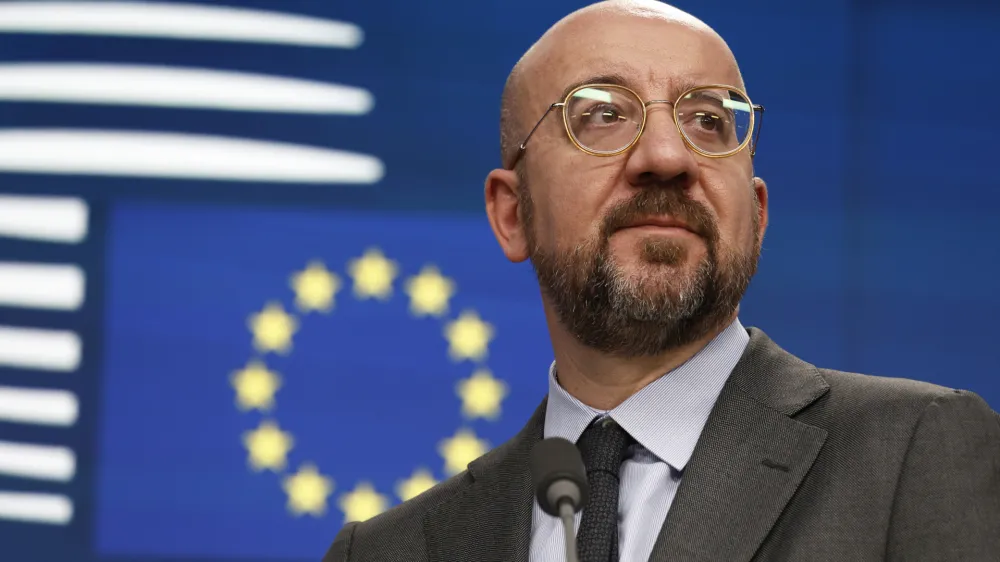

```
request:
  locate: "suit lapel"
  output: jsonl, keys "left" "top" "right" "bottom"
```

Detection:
{"left": 647, "top": 328, "right": 830, "bottom": 562}
{"left": 423, "top": 400, "right": 545, "bottom": 562}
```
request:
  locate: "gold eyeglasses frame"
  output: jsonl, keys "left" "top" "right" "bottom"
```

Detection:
{"left": 505, "top": 82, "right": 765, "bottom": 170}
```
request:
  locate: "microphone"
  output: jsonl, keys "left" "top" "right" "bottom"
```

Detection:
{"left": 530, "top": 437, "right": 589, "bottom": 562}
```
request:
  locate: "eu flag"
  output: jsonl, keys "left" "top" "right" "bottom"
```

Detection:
{"left": 96, "top": 202, "right": 553, "bottom": 559}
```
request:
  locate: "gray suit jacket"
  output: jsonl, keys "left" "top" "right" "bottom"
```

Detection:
{"left": 322, "top": 328, "right": 1000, "bottom": 561}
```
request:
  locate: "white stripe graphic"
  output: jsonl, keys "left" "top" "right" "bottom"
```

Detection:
{"left": 0, "top": 325, "right": 81, "bottom": 372}
{"left": 0, "top": 491, "right": 72, "bottom": 525}
{"left": 0, "top": 64, "right": 375, "bottom": 114}
{"left": 0, "top": 195, "right": 88, "bottom": 244}
{"left": 0, "top": 2, "right": 363, "bottom": 47}
{"left": 0, "top": 386, "right": 78, "bottom": 426}
{"left": 0, "top": 262, "right": 85, "bottom": 311}
{"left": 0, "top": 441, "right": 75, "bottom": 482}
{"left": 0, "top": 129, "right": 385, "bottom": 184}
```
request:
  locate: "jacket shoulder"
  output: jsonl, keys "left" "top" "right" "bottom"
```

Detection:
{"left": 807, "top": 366, "right": 995, "bottom": 431}
{"left": 321, "top": 398, "right": 548, "bottom": 562}
{"left": 322, "top": 471, "right": 472, "bottom": 562}
{"left": 818, "top": 367, "right": 957, "bottom": 401}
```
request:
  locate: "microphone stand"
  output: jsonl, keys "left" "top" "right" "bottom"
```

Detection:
{"left": 558, "top": 500, "right": 579, "bottom": 562}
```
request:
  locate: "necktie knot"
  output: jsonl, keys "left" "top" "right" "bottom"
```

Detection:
{"left": 576, "top": 417, "right": 635, "bottom": 475}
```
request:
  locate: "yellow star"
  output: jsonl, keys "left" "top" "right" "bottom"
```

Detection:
{"left": 444, "top": 310, "right": 495, "bottom": 362}
{"left": 438, "top": 428, "right": 490, "bottom": 476}
{"left": 404, "top": 265, "right": 456, "bottom": 317}
{"left": 230, "top": 359, "right": 282, "bottom": 411}
{"left": 338, "top": 482, "right": 390, "bottom": 523}
{"left": 456, "top": 369, "right": 509, "bottom": 420}
{"left": 290, "top": 260, "right": 342, "bottom": 313}
{"left": 248, "top": 301, "right": 298, "bottom": 354}
{"left": 395, "top": 468, "right": 438, "bottom": 502}
{"left": 242, "top": 419, "right": 294, "bottom": 472}
{"left": 347, "top": 247, "right": 399, "bottom": 300}
{"left": 283, "top": 463, "right": 334, "bottom": 517}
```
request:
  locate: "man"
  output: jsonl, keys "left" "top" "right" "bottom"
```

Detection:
{"left": 323, "top": 1, "right": 1000, "bottom": 560}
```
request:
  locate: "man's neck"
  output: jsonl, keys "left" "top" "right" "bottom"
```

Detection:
{"left": 547, "top": 312, "right": 737, "bottom": 411}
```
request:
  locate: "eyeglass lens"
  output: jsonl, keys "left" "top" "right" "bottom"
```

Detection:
{"left": 564, "top": 85, "right": 753, "bottom": 156}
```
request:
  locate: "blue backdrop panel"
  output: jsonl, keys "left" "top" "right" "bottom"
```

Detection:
{"left": 851, "top": 3, "right": 1000, "bottom": 398}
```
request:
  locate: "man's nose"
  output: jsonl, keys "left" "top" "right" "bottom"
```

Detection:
{"left": 623, "top": 104, "right": 701, "bottom": 190}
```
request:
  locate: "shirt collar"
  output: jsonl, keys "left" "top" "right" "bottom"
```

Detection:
{"left": 543, "top": 317, "right": 749, "bottom": 472}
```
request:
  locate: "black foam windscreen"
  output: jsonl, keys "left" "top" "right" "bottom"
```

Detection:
{"left": 529, "top": 437, "right": 589, "bottom": 516}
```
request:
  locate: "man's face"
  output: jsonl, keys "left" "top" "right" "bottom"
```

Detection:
{"left": 517, "top": 13, "right": 766, "bottom": 357}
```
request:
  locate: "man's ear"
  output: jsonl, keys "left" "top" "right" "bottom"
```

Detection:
{"left": 485, "top": 168, "right": 530, "bottom": 263}
{"left": 752, "top": 176, "right": 769, "bottom": 241}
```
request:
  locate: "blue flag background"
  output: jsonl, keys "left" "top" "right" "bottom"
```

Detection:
{"left": 96, "top": 202, "right": 553, "bottom": 559}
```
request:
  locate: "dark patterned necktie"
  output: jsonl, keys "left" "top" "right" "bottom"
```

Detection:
{"left": 575, "top": 417, "right": 635, "bottom": 562}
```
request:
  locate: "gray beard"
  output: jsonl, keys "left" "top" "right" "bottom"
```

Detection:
{"left": 522, "top": 187, "right": 760, "bottom": 358}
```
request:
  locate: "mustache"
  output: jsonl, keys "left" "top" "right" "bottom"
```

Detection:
{"left": 600, "top": 189, "right": 718, "bottom": 242}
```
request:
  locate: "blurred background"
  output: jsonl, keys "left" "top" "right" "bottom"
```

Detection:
{"left": 0, "top": 0, "right": 997, "bottom": 561}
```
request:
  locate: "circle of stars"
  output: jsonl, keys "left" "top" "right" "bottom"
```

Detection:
{"left": 231, "top": 247, "right": 506, "bottom": 523}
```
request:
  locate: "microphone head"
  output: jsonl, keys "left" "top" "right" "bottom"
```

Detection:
{"left": 530, "top": 437, "right": 589, "bottom": 516}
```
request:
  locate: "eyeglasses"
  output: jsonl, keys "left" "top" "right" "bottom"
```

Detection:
{"left": 506, "top": 83, "right": 765, "bottom": 170}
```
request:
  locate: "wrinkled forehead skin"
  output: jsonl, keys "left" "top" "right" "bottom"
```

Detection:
{"left": 515, "top": 1, "right": 746, "bottom": 132}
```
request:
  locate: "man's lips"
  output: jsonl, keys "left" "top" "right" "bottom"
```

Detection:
{"left": 617, "top": 217, "right": 697, "bottom": 234}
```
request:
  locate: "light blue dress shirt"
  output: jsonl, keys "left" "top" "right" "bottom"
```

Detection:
{"left": 529, "top": 318, "right": 750, "bottom": 562}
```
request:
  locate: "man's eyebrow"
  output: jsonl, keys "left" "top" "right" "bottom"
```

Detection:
{"left": 555, "top": 73, "right": 711, "bottom": 102}
{"left": 557, "top": 72, "right": 634, "bottom": 101}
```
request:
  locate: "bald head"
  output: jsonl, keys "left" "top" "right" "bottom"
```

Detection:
{"left": 499, "top": 0, "right": 744, "bottom": 168}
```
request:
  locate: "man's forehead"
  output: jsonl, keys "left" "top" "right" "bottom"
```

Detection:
{"left": 525, "top": 10, "right": 742, "bottom": 103}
